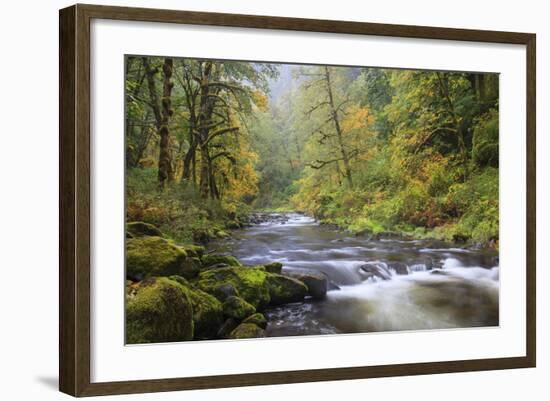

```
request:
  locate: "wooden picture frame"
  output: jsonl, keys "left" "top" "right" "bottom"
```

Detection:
{"left": 59, "top": 3, "right": 536, "bottom": 397}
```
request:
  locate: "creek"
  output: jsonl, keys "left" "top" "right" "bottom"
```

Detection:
{"left": 209, "top": 213, "right": 499, "bottom": 337}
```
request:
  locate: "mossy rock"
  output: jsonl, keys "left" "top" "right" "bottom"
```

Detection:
{"left": 167, "top": 275, "right": 190, "bottom": 287}
{"left": 126, "top": 236, "right": 200, "bottom": 280}
{"left": 243, "top": 312, "right": 267, "bottom": 329}
{"left": 201, "top": 254, "right": 242, "bottom": 268}
{"left": 126, "top": 221, "right": 163, "bottom": 237}
{"left": 126, "top": 277, "right": 193, "bottom": 344}
{"left": 210, "top": 283, "right": 239, "bottom": 302}
{"left": 181, "top": 244, "right": 206, "bottom": 258}
{"left": 188, "top": 287, "right": 224, "bottom": 339}
{"left": 225, "top": 220, "right": 241, "bottom": 229}
{"left": 286, "top": 271, "right": 328, "bottom": 299}
{"left": 263, "top": 262, "right": 283, "bottom": 274}
{"left": 228, "top": 323, "right": 265, "bottom": 339}
{"left": 169, "top": 275, "right": 224, "bottom": 340}
{"left": 192, "top": 228, "right": 217, "bottom": 244}
{"left": 197, "top": 266, "right": 271, "bottom": 309}
{"left": 215, "top": 230, "right": 230, "bottom": 238}
{"left": 266, "top": 273, "right": 308, "bottom": 305}
{"left": 222, "top": 296, "right": 256, "bottom": 320}
{"left": 217, "top": 318, "right": 240, "bottom": 339}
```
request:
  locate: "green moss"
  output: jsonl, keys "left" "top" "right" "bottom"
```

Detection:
{"left": 188, "top": 288, "right": 224, "bottom": 340}
{"left": 243, "top": 312, "right": 267, "bottom": 329}
{"left": 126, "top": 277, "right": 194, "bottom": 344}
{"left": 222, "top": 296, "right": 256, "bottom": 320}
{"left": 168, "top": 275, "right": 224, "bottom": 340}
{"left": 266, "top": 273, "right": 308, "bottom": 305}
{"left": 168, "top": 275, "right": 190, "bottom": 287}
{"left": 126, "top": 221, "right": 163, "bottom": 237}
{"left": 263, "top": 262, "right": 282, "bottom": 274}
{"left": 217, "top": 318, "right": 240, "bottom": 339}
{"left": 225, "top": 220, "right": 241, "bottom": 229}
{"left": 126, "top": 236, "right": 200, "bottom": 279}
{"left": 197, "top": 266, "right": 270, "bottom": 309}
{"left": 228, "top": 323, "right": 265, "bottom": 339}
{"left": 201, "top": 254, "right": 242, "bottom": 268}
{"left": 181, "top": 244, "right": 205, "bottom": 258}
{"left": 215, "top": 230, "right": 230, "bottom": 238}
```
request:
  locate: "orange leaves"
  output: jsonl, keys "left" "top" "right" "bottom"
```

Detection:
{"left": 341, "top": 105, "right": 373, "bottom": 134}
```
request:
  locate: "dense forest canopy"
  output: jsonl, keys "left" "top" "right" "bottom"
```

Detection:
{"left": 126, "top": 56, "right": 499, "bottom": 246}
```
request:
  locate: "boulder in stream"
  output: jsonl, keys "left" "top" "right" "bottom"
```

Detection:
{"left": 222, "top": 296, "right": 256, "bottom": 320}
{"left": 285, "top": 270, "right": 328, "bottom": 299}
{"left": 243, "top": 312, "right": 267, "bottom": 329}
{"left": 217, "top": 318, "right": 240, "bottom": 339}
{"left": 388, "top": 261, "right": 410, "bottom": 275}
{"left": 263, "top": 261, "right": 283, "bottom": 274}
{"left": 197, "top": 266, "right": 271, "bottom": 308}
{"left": 359, "top": 262, "right": 393, "bottom": 281}
{"left": 266, "top": 273, "right": 308, "bottom": 305}
{"left": 229, "top": 323, "right": 265, "bottom": 339}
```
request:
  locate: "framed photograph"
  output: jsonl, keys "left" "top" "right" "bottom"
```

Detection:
{"left": 59, "top": 4, "right": 536, "bottom": 397}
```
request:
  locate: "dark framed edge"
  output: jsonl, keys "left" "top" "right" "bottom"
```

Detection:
{"left": 59, "top": 3, "right": 536, "bottom": 397}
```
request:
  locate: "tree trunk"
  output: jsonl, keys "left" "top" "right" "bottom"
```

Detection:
{"left": 199, "top": 143, "right": 210, "bottom": 197}
{"left": 182, "top": 136, "right": 197, "bottom": 181}
{"left": 324, "top": 66, "right": 353, "bottom": 188}
{"left": 143, "top": 57, "right": 174, "bottom": 188}
{"left": 131, "top": 110, "right": 152, "bottom": 167}
{"left": 436, "top": 72, "right": 467, "bottom": 163}
{"left": 157, "top": 58, "right": 174, "bottom": 188}
{"left": 197, "top": 61, "right": 216, "bottom": 198}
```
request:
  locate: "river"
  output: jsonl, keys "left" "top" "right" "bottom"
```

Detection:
{"left": 209, "top": 213, "right": 499, "bottom": 337}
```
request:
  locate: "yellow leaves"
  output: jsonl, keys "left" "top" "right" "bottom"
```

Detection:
{"left": 251, "top": 90, "right": 269, "bottom": 112}
{"left": 341, "top": 105, "right": 373, "bottom": 134}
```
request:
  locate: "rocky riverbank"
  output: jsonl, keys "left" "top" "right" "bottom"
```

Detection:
{"left": 125, "top": 221, "right": 327, "bottom": 344}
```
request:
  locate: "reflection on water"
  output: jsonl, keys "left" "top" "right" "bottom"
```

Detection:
{"left": 209, "top": 213, "right": 499, "bottom": 337}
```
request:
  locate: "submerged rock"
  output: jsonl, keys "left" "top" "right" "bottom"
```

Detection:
{"left": 430, "top": 269, "right": 449, "bottom": 276}
{"left": 266, "top": 274, "right": 308, "bottom": 305}
{"left": 229, "top": 323, "right": 265, "bottom": 339}
{"left": 126, "top": 221, "right": 163, "bottom": 238}
{"left": 126, "top": 277, "right": 193, "bottom": 344}
{"left": 126, "top": 236, "right": 201, "bottom": 280}
{"left": 388, "top": 261, "right": 410, "bottom": 275}
{"left": 359, "top": 262, "right": 392, "bottom": 281}
{"left": 327, "top": 281, "right": 341, "bottom": 291}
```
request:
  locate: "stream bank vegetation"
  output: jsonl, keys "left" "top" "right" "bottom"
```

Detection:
{"left": 125, "top": 55, "right": 499, "bottom": 343}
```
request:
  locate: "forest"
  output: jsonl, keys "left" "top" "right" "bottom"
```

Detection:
{"left": 125, "top": 56, "right": 500, "bottom": 343}
{"left": 125, "top": 56, "right": 499, "bottom": 247}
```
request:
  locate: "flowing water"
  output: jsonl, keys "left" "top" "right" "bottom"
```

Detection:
{"left": 210, "top": 213, "right": 499, "bottom": 337}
